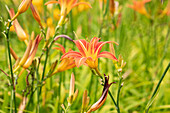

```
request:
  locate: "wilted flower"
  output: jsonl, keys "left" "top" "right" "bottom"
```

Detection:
{"left": 51, "top": 43, "right": 76, "bottom": 75}
{"left": 45, "top": 0, "right": 92, "bottom": 27}
{"left": 128, "top": 0, "right": 151, "bottom": 18}
{"left": 87, "top": 74, "right": 114, "bottom": 113}
{"left": 61, "top": 37, "right": 118, "bottom": 69}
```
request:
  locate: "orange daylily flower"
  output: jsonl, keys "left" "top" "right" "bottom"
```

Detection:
{"left": 45, "top": 0, "right": 92, "bottom": 27}
{"left": 61, "top": 37, "right": 118, "bottom": 69}
{"left": 128, "top": 0, "right": 151, "bottom": 18}
{"left": 51, "top": 43, "right": 76, "bottom": 75}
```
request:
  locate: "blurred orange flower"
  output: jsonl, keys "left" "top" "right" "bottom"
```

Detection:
{"left": 128, "top": 0, "right": 151, "bottom": 18}
{"left": 45, "top": 0, "right": 92, "bottom": 27}
{"left": 61, "top": 37, "right": 118, "bottom": 69}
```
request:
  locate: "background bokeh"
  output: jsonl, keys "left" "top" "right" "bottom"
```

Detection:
{"left": 0, "top": 0, "right": 170, "bottom": 113}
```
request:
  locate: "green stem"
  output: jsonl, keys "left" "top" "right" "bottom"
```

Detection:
{"left": 6, "top": 21, "right": 17, "bottom": 113}
{"left": 116, "top": 76, "right": 123, "bottom": 113}
{"left": 145, "top": 62, "right": 170, "bottom": 113}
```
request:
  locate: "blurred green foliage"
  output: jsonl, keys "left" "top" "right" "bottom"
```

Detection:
{"left": 0, "top": 0, "right": 170, "bottom": 113}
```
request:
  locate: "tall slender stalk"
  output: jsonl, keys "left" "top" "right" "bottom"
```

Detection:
{"left": 5, "top": 21, "right": 17, "bottom": 113}
{"left": 116, "top": 76, "right": 123, "bottom": 113}
{"left": 145, "top": 62, "right": 170, "bottom": 113}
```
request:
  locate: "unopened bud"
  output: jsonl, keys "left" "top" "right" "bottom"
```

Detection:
{"left": 30, "top": 3, "right": 43, "bottom": 29}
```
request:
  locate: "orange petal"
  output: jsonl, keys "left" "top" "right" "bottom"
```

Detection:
{"left": 45, "top": 1, "right": 60, "bottom": 5}
{"left": 70, "top": 2, "right": 92, "bottom": 11}
{"left": 61, "top": 51, "right": 82, "bottom": 59}
{"left": 75, "top": 57, "right": 87, "bottom": 67}
{"left": 74, "top": 39, "right": 88, "bottom": 56}
{"left": 54, "top": 43, "right": 66, "bottom": 54}
{"left": 98, "top": 51, "right": 118, "bottom": 61}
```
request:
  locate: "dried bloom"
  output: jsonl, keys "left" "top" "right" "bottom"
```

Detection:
{"left": 51, "top": 43, "right": 76, "bottom": 75}
{"left": 61, "top": 37, "right": 118, "bottom": 69}
{"left": 87, "top": 74, "right": 114, "bottom": 113}
{"left": 128, "top": 0, "right": 151, "bottom": 18}
{"left": 45, "top": 0, "right": 92, "bottom": 27}
{"left": 9, "top": 8, "right": 29, "bottom": 41}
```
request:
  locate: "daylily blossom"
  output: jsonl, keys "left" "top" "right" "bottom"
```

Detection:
{"left": 9, "top": 8, "right": 29, "bottom": 42}
{"left": 61, "top": 37, "right": 118, "bottom": 69}
{"left": 87, "top": 74, "right": 114, "bottom": 113}
{"left": 45, "top": 0, "right": 92, "bottom": 27}
{"left": 128, "top": 0, "right": 151, "bottom": 18}
{"left": 11, "top": 0, "right": 43, "bottom": 28}
{"left": 51, "top": 43, "right": 76, "bottom": 75}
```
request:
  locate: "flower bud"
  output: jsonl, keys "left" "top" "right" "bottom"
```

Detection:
{"left": 11, "top": 0, "right": 32, "bottom": 21}
{"left": 9, "top": 9, "right": 29, "bottom": 41}
{"left": 30, "top": 3, "right": 43, "bottom": 28}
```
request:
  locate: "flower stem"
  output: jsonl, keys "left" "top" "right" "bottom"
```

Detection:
{"left": 116, "top": 76, "right": 123, "bottom": 113}
{"left": 5, "top": 21, "right": 17, "bottom": 113}
{"left": 145, "top": 62, "right": 170, "bottom": 113}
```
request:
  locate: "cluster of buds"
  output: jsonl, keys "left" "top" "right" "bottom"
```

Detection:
{"left": 110, "top": 44, "right": 126, "bottom": 73}
{"left": 11, "top": 32, "right": 42, "bottom": 76}
{"left": 10, "top": 0, "right": 43, "bottom": 28}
